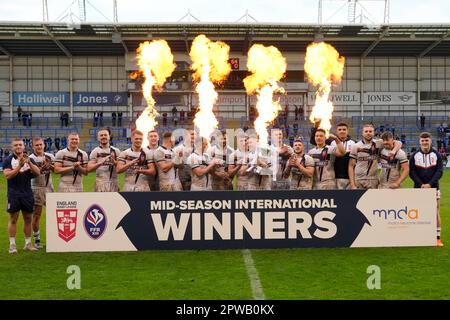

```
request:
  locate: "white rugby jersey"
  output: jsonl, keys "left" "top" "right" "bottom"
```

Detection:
{"left": 89, "top": 146, "right": 120, "bottom": 182}
{"left": 187, "top": 152, "right": 212, "bottom": 190}
{"left": 154, "top": 145, "right": 179, "bottom": 185}
{"left": 29, "top": 152, "right": 55, "bottom": 189}
{"left": 378, "top": 148, "right": 408, "bottom": 184}
{"left": 55, "top": 148, "right": 88, "bottom": 187}
{"left": 118, "top": 148, "right": 154, "bottom": 189}
{"left": 349, "top": 139, "right": 383, "bottom": 181}
{"left": 308, "top": 145, "right": 338, "bottom": 183}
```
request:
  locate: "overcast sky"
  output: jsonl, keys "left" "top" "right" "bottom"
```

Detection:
{"left": 0, "top": 0, "right": 449, "bottom": 24}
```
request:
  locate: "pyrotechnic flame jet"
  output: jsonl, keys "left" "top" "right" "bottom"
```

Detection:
{"left": 131, "top": 40, "right": 176, "bottom": 146}
{"left": 304, "top": 42, "right": 345, "bottom": 137}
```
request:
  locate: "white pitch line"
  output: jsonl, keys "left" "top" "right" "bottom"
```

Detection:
{"left": 242, "top": 249, "right": 266, "bottom": 300}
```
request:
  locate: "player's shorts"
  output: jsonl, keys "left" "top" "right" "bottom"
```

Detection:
{"left": 95, "top": 180, "right": 120, "bottom": 192}
{"left": 7, "top": 193, "right": 34, "bottom": 214}
{"left": 211, "top": 180, "right": 233, "bottom": 191}
{"left": 271, "top": 180, "right": 291, "bottom": 190}
{"left": 178, "top": 168, "right": 191, "bottom": 191}
{"left": 236, "top": 179, "right": 249, "bottom": 191}
{"left": 248, "top": 176, "right": 271, "bottom": 190}
{"left": 190, "top": 185, "right": 212, "bottom": 191}
{"left": 289, "top": 182, "right": 313, "bottom": 190}
{"left": 160, "top": 181, "right": 183, "bottom": 192}
{"left": 59, "top": 184, "right": 83, "bottom": 193}
{"left": 32, "top": 187, "right": 53, "bottom": 206}
{"left": 123, "top": 184, "right": 150, "bottom": 192}
{"left": 336, "top": 179, "right": 350, "bottom": 190}
{"left": 355, "top": 179, "right": 379, "bottom": 190}
{"left": 313, "top": 180, "right": 337, "bottom": 190}
{"left": 148, "top": 175, "right": 160, "bottom": 191}
{"left": 378, "top": 182, "right": 391, "bottom": 189}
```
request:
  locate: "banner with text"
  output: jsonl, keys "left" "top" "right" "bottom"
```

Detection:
{"left": 73, "top": 92, "right": 128, "bottom": 106}
{"left": 307, "top": 92, "right": 360, "bottom": 106}
{"left": 46, "top": 189, "right": 437, "bottom": 252}
{"left": 13, "top": 92, "right": 70, "bottom": 106}
{"left": 363, "top": 92, "right": 416, "bottom": 105}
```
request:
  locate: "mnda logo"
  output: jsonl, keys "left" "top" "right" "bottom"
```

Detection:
{"left": 83, "top": 204, "right": 107, "bottom": 239}
{"left": 372, "top": 206, "right": 419, "bottom": 220}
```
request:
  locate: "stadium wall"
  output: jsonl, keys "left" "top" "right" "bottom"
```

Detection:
{"left": 0, "top": 54, "right": 450, "bottom": 119}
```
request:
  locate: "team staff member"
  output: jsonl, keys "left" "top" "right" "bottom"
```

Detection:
{"left": 330, "top": 122, "right": 356, "bottom": 189}
{"left": 54, "top": 132, "right": 89, "bottom": 192}
{"left": 29, "top": 137, "right": 55, "bottom": 249}
{"left": 3, "top": 138, "right": 40, "bottom": 253}
{"left": 87, "top": 128, "right": 120, "bottom": 192}
{"left": 409, "top": 132, "right": 444, "bottom": 247}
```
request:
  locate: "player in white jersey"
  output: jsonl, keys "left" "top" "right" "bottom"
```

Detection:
{"left": 87, "top": 128, "right": 120, "bottom": 192}
{"left": 228, "top": 133, "right": 251, "bottom": 191}
{"left": 153, "top": 132, "right": 183, "bottom": 191}
{"left": 246, "top": 135, "right": 272, "bottom": 190}
{"left": 283, "top": 138, "right": 315, "bottom": 190}
{"left": 206, "top": 130, "right": 234, "bottom": 190}
{"left": 378, "top": 131, "right": 409, "bottom": 189}
{"left": 349, "top": 123, "right": 402, "bottom": 190}
{"left": 173, "top": 129, "right": 194, "bottom": 191}
{"left": 54, "top": 132, "right": 89, "bottom": 192}
{"left": 116, "top": 130, "right": 156, "bottom": 192}
{"left": 308, "top": 129, "right": 346, "bottom": 190}
{"left": 187, "top": 137, "right": 221, "bottom": 191}
{"left": 29, "top": 137, "right": 55, "bottom": 249}
{"left": 146, "top": 130, "right": 160, "bottom": 191}
{"left": 270, "top": 128, "right": 294, "bottom": 190}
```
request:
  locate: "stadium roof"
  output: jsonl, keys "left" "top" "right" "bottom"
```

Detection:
{"left": 0, "top": 22, "right": 449, "bottom": 57}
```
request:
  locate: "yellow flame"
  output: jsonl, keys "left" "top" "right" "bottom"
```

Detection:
{"left": 244, "top": 44, "right": 286, "bottom": 145}
{"left": 304, "top": 42, "right": 345, "bottom": 136}
{"left": 134, "top": 40, "right": 176, "bottom": 146}
{"left": 190, "top": 34, "right": 231, "bottom": 140}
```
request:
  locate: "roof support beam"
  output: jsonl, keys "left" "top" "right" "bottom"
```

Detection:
{"left": 361, "top": 26, "right": 389, "bottom": 58}
{"left": 183, "top": 29, "right": 190, "bottom": 55}
{"left": 42, "top": 24, "right": 72, "bottom": 57}
{"left": 0, "top": 45, "right": 12, "bottom": 56}
{"left": 113, "top": 26, "right": 128, "bottom": 53}
{"left": 243, "top": 28, "right": 253, "bottom": 55}
{"left": 418, "top": 31, "right": 450, "bottom": 58}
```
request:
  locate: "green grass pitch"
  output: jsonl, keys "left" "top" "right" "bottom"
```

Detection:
{"left": 0, "top": 171, "right": 448, "bottom": 299}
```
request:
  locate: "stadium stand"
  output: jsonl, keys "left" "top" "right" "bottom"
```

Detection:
{"left": 0, "top": 23, "right": 450, "bottom": 159}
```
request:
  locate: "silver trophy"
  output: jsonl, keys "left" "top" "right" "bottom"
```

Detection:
{"left": 247, "top": 144, "right": 272, "bottom": 176}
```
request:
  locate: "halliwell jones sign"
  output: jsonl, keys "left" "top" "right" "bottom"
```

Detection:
{"left": 46, "top": 189, "right": 437, "bottom": 252}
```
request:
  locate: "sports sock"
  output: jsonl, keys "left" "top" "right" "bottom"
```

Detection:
{"left": 34, "top": 230, "right": 40, "bottom": 241}
{"left": 9, "top": 237, "right": 16, "bottom": 246}
{"left": 25, "top": 237, "right": 31, "bottom": 246}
